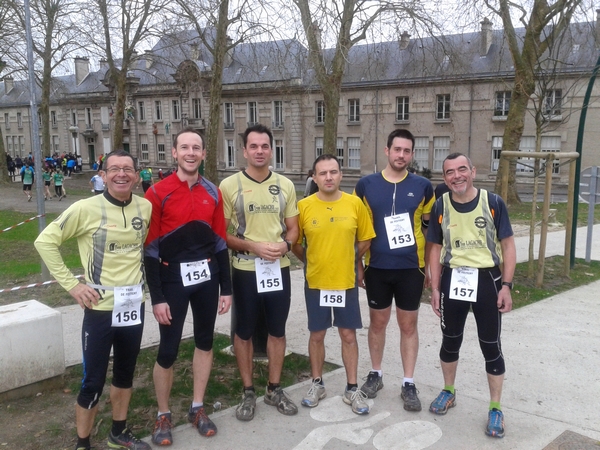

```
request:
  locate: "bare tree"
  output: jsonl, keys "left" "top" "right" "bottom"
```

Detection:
{"left": 0, "top": 0, "right": 18, "bottom": 184}
{"left": 518, "top": 21, "right": 593, "bottom": 276}
{"left": 292, "top": 0, "right": 429, "bottom": 155}
{"left": 86, "top": 0, "right": 165, "bottom": 150}
{"left": 173, "top": 0, "right": 258, "bottom": 182}
{"left": 10, "top": 0, "right": 81, "bottom": 158}
{"left": 485, "top": 0, "right": 583, "bottom": 203}
{"left": 0, "top": 59, "right": 7, "bottom": 184}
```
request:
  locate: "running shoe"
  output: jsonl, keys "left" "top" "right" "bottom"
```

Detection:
{"left": 486, "top": 408, "right": 505, "bottom": 438}
{"left": 151, "top": 412, "right": 173, "bottom": 445}
{"left": 235, "top": 389, "right": 257, "bottom": 421}
{"left": 401, "top": 382, "right": 422, "bottom": 411}
{"left": 429, "top": 389, "right": 456, "bottom": 415}
{"left": 343, "top": 387, "right": 370, "bottom": 415}
{"left": 360, "top": 371, "right": 384, "bottom": 398}
{"left": 301, "top": 379, "right": 326, "bottom": 407}
{"left": 264, "top": 386, "right": 298, "bottom": 415}
{"left": 188, "top": 406, "right": 217, "bottom": 437}
{"left": 107, "top": 427, "right": 151, "bottom": 449}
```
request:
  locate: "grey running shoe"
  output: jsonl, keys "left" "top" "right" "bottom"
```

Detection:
{"left": 151, "top": 412, "right": 173, "bottom": 445}
{"left": 301, "top": 379, "right": 327, "bottom": 407}
{"left": 360, "top": 371, "right": 384, "bottom": 398}
{"left": 188, "top": 406, "right": 217, "bottom": 437}
{"left": 264, "top": 386, "right": 298, "bottom": 415}
{"left": 107, "top": 427, "right": 151, "bottom": 450}
{"left": 343, "top": 387, "right": 370, "bottom": 415}
{"left": 236, "top": 389, "right": 257, "bottom": 421}
{"left": 401, "top": 382, "right": 422, "bottom": 411}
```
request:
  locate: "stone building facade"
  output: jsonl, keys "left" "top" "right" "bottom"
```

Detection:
{"left": 2, "top": 16, "right": 600, "bottom": 188}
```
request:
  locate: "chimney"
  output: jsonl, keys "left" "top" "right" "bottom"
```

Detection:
{"left": 224, "top": 36, "right": 233, "bottom": 67}
{"left": 190, "top": 42, "right": 200, "bottom": 60}
{"left": 4, "top": 76, "right": 14, "bottom": 94}
{"left": 400, "top": 31, "right": 411, "bottom": 50}
{"left": 145, "top": 50, "right": 154, "bottom": 69}
{"left": 74, "top": 56, "right": 89, "bottom": 85}
{"left": 480, "top": 18, "right": 493, "bottom": 56}
{"left": 99, "top": 58, "right": 108, "bottom": 70}
{"left": 596, "top": 9, "right": 600, "bottom": 49}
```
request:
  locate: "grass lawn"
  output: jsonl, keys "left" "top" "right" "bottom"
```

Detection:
{"left": 507, "top": 201, "right": 600, "bottom": 227}
{"left": 0, "top": 211, "right": 82, "bottom": 307}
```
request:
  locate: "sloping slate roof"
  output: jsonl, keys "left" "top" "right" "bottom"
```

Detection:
{"left": 0, "top": 70, "right": 108, "bottom": 107}
{"left": 223, "top": 39, "right": 306, "bottom": 84}
{"left": 322, "top": 22, "right": 597, "bottom": 86}
{"left": 1, "top": 21, "right": 597, "bottom": 106}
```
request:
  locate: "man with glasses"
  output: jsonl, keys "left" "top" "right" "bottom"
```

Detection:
{"left": 35, "top": 150, "right": 152, "bottom": 450}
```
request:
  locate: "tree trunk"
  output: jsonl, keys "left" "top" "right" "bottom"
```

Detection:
{"left": 0, "top": 128, "right": 9, "bottom": 184}
{"left": 492, "top": 0, "right": 581, "bottom": 203}
{"left": 204, "top": 0, "right": 229, "bottom": 184}
{"left": 40, "top": 56, "right": 52, "bottom": 157}
{"left": 494, "top": 70, "right": 534, "bottom": 204}
{"left": 322, "top": 81, "right": 341, "bottom": 155}
{"left": 112, "top": 70, "right": 127, "bottom": 150}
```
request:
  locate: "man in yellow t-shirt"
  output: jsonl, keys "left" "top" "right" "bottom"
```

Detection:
{"left": 293, "top": 155, "right": 375, "bottom": 415}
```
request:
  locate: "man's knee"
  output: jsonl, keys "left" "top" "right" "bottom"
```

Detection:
{"left": 77, "top": 385, "right": 103, "bottom": 409}
{"left": 369, "top": 308, "right": 391, "bottom": 334}
{"left": 309, "top": 330, "right": 326, "bottom": 345}
{"left": 338, "top": 328, "right": 357, "bottom": 345}
{"left": 268, "top": 334, "right": 285, "bottom": 344}
{"left": 440, "top": 333, "right": 463, "bottom": 362}
{"left": 480, "top": 340, "right": 505, "bottom": 375}
{"left": 397, "top": 310, "right": 418, "bottom": 336}
{"left": 156, "top": 348, "right": 178, "bottom": 369}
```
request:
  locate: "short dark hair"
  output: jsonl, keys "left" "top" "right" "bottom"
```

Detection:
{"left": 386, "top": 129, "right": 415, "bottom": 151}
{"left": 312, "top": 154, "right": 341, "bottom": 173}
{"left": 243, "top": 123, "right": 273, "bottom": 149}
{"left": 173, "top": 127, "right": 205, "bottom": 149}
{"left": 104, "top": 150, "right": 137, "bottom": 171}
{"left": 444, "top": 152, "right": 473, "bottom": 170}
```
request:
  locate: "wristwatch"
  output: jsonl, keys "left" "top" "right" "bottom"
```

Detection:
{"left": 501, "top": 281, "right": 513, "bottom": 290}
{"left": 285, "top": 240, "right": 292, "bottom": 252}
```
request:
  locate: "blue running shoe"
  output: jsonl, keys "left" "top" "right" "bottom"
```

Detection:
{"left": 486, "top": 408, "right": 505, "bottom": 438}
{"left": 429, "top": 389, "right": 456, "bottom": 415}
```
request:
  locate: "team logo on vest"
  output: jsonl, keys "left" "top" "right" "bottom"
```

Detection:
{"left": 474, "top": 216, "right": 487, "bottom": 228}
{"left": 131, "top": 217, "right": 143, "bottom": 230}
{"left": 453, "top": 238, "right": 485, "bottom": 249}
{"left": 268, "top": 185, "right": 280, "bottom": 195}
{"left": 107, "top": 241, "right": 140, "bottom": 253}
{"left": 247, "top": 202, "right": 277, "bottom": 213}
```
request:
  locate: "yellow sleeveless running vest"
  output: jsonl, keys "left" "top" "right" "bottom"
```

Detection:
{"left": 440, "top": 189, "right": 502, "bottom": 268}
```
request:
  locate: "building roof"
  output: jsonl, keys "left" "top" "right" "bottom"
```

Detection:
{"left": 1, "top": 21, "right": 597, "bottom": 107}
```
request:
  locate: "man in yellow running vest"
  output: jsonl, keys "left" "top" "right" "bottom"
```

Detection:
{"left": 427, "top": 153, "right": 516, "bottom": 439}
